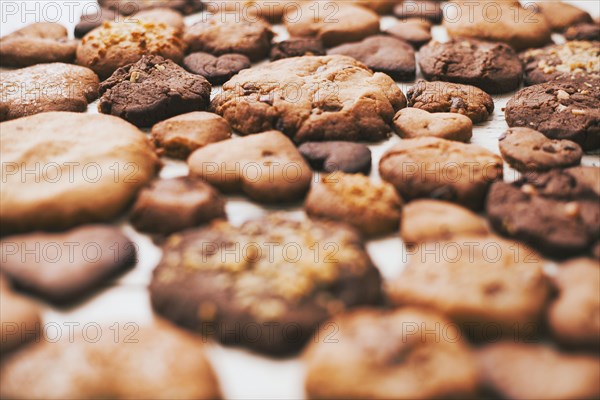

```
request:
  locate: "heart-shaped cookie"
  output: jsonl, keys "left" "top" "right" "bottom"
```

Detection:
{"left": 393, "top": 108, "right": 473, "bottom": 142}
{"left": 298, "top": 141, "right": 372, "bottom": 174}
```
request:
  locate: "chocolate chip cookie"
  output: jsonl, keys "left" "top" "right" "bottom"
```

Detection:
{"left": 498, "top": 127, "right": 583, "bottom": 172}
{"left": 379, "top": 137, "right": 503, "bottom": 210}
{"left": 99, "top": 55, "right": 212, "bottom": 127}
{"left": 98, "top": 0, "right": 202, "bottom": 15}
{"left": 298, "top": 141, "right": 372, "bottom": 174}
{"left": 270, "top": 38, "right": 326, "bottom": 61}
{"left": 0, "top": 278, "right": 41, "bottom": 353}
{"left": 407, "top": 80, "right": 494, "bottom": 123}
{"left": 536, "top": 1, "right": 592, "bottom": 31}
{"left": 385, "top": 18, "right": 432, "bottom": 49}
{"left": 392, "top": 108, "right": 473, "bottom": 142}
{"left": 150, "top": 214, "right": 382, "bottom": 355}
{"left": 211, "top": 55, "right": 406, "bottom": 142}
{"left": 393, "top": 0, "right": 442, "bottom": 23}
{"left": 328, "top": 35, "right": 416, "bottom": 81}
{"left": 183, "top": 52, "right": 250, "bottom": 85}
{"left": 565, "top": 23, "right": 600, "bottom": 41}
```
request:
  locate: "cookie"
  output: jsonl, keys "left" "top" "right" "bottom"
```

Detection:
{"left": 0, "top": 322, "right": 221, "bottom": 399}
{"left": 298, "top": 141, "right": 372, "bottom": 175}
{"left": 536, "top": 1, "right": 592, "bottom": 31}
{"left": 444, "top": 1, "right": 551, "bottom": 51}
{"left": 407, "top": 80, "right": 494, "bottom": 123}
{"left": 393, "top": 0, "right": 442, "bottom": 23}
{"left": 204, "top": 0, "right": 293, "bottom": 22}
{"left": 99, "top": 55, "right": 212, "bottom": 128}
{"left": 520, "top": 41, "right": 600, "bottom": 86}
{"left": 150, "top": 214, "right": 382, "bottom": 355}
{"left": 400, "top": 199, "right": 489, "bottom": 246}
{"left": 211, "top": 55, "right": 406, "bottom": 141}
{"left": 151, "top": 111, "right": 232, "bottom": 159}
{"left": 183, "top": 52, "right": 251, "bottom": 85}
{"left": 304, "top": 308, "right": 478, "bottom": 399}
{"left": 305, "top": 173, "right": 403, "bottom": 237}
{"left": 0, "top": 63, "right": 99, "bottom": 122}
{"left": 392, "top": 108, "right": 473, "bottom": 142}
{"left": 328, "top": 35, "right": 416, "bottom": 81}
{"left": 486, "top": 167, "right": 600, "bottom": 257}
{"left": 505, "top": 77, "right": 600, "bottom": 150}
{"left": 379, "top": 137, "right": 503, "bottom": 210}
{"left": 385, "top": 18, "right": 432, "bottom": 49}
{"left": 348, "top": 0, "right": 399, "bottom": 14}
{"left": 0, "top": 226, "right": 135, "bottom": 304}
{"left": 498, "top": 127, "right": 583, "bottom": 172}
{"left": 284, "top": 3, "right": 380, "bottom": 47}
{"left": 418, "top": 39, "right": 523, "bottom": 94}
{"left": 0, "top": 22, "right": 77, "bottom": 67}
{"left": 132, "top": 8, "right": 185, "bottom": 29}
{"left": 0, "top": 112, "right": 158, "bottom": 235}
{"left": 184, "top": 13, "right": 273, "bottom": 62}
{"left": 270, "top": 38, "right": 326, "bottom": 61}
{"left": 130, "top": 177, "right": 226, "bottom": 235}
{"left": 98, "top": 0, "right": 203, "bottom": 15}
{"left": 478, "top": 342, "right": 600, "bottom": 400}
{"left": 388, "top": 235, "right": 549, "bottom": 339}
{"left": 548, "top": 258, "right": 600, "bottom": 349}
{"left": 565, "top": 23, "right": 600, "bottom": 41}
{"left": 74, "top": 7, "right": 119, "bottom": 38}
{"left": 0, "top": 278, "right": 41, "bottom": 353}
{"left": 76, "top": 20, "right": 185, "bottom": 79}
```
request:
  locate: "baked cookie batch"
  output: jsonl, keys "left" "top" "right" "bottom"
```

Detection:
{"left": 1, "top": 0, "right": 599, "bottom": 398}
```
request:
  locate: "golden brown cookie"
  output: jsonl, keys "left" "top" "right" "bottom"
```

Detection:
{"left": 392, "top": 108, "right": 473, "bottom": 142}
{"left": 385, "top": 18, "right": 432, "bottom": 49}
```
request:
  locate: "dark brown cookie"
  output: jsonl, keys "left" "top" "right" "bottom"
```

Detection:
{"left": 149, "top": 214, "right": 382, "bottom": 355}
{"left": 385, "top": 18, "right": 432, "bottom": 49}
{"left": 298, "top": 141, "right": 372, "bottom": 174}
{"left": 393, "top": 0, "right": 442, "bottom": 23}
{"left": 419, "top": 38, "right": 523, "bottom": 94}
{"left": 486, "top": 166, "right": 600, "bottom": 258}
{"left": 130, "top": 177, "right": 226, "bottom": 235}
{"left": 328, "top": 35, "right": 416, "bottom": 81}
{"left": 407, "top": 80, "right": 494, "bottom": 123}
{"left": 0, "top": 278, "right": 41, "bottom": 353}
{"left": 0, "top": 22, "right": 77, "bottom": 67}
{"left": 99, "top": 55, "right": 211, "bottom": 127}
{"left": 0, "top": 226, "right": 135, "bottom": 304}
{"left": 270, "top": 38, "right": 326, "bottom": 61}
{"left": 505, "top": 77, "right": 600, "bottom": 150}
{"left": 74, "top": 8, "right": 118, "bottom": 38}
{"left": 565, "top": 23, "right": 600, "bottom": 41}
{"left": 183, "top": 52, "right": 250, "bottom": 85}
{"left": 536, "top": 1, "right": 592, "bottom": 32}
{"left": 499, "top": 127, "right": 583, "bottom": 172}
{"left": 98, "top": 0, "right": 202, "bottom": 15}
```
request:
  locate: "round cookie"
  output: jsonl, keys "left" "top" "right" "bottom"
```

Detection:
{"left": 270, "top": 38, "right": 326, "bottom": 61}
{"left": 418, "top": 38, "right": 523, "bottom": 94}
{"left": 386, "top": 18, "right": 432, "bottom": 49}
{"left": 0, "top": 22, "right": 77, "bottom": 67}
{"left": 535, "top": 1, "right": 592, "bottom": 32}
{"left": 131, "top": 7, "right": 185, "bottom": 29}
{"left": 498, "top": 127, "right": 583, "bottom": 172}
{"left": 76, "top": 20, "right": 185, "bottom": 79}
{"left": 298, "top": 141, "right": 372, "bottom": 175}
{"left": 0, "top": 63, "right": 99, "bottom": 122}
{"left": 99, "top": 55, "right": 212, "bottom": 128}
{"left": 211, "top": 55, "right": 406, "bottom": 142}
{"left": 149, "top": 214, "right": 383, "bottom": 355}
{"left": 305, "top": 173, "right": 403, "bottom": 237}
{"left": 565, "top": 23, "right": 600, "bottom": 41}
{"left": 98, "top": 0, "right": 203, "bottom": 15}
{"left": 392, "top": 108, "right": 473, "bottom": 142}
{"left": 328, "top": 35, "right": 416, "bottom": 81}
{"left": 284, "top": 3, "right": 380, "bottom": 47}
{"left": 0, "top": 278, "right": 41, "bottom": 353}
{"left": 379, "top": 137, "right": 503, "bottom": 210}
{"left": 304, "top": 308, "right": 479, "bottom": 399}
{"left": 0, "top": 112, "right": 159, "bottom": 235}
{"left": 183, "top": 52, "right": 251, "bottom": 85}
{"left": 505, "top": 77, "right": 600, "bottom": 150}
{"left": 393, "top": 0, "right": 442, "bottom": 23}
{"left": 184, "top": 13, "right": 273, "bottom": 62}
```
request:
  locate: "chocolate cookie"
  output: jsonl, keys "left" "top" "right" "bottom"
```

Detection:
{"left": 0, "top": 63, "right": 99, "bottom": 122}
{"left": 498, "top": 127, "right": 583, "bottom": 172}
{"left": 98, "top": 0, "right": 202, "bottom": 15}
{"left": 521, "top": 41, "right": 600, "bottom": 86}
{"left": 270, "top": 38, "right": 326, "bottom": 61}
{"left": 74, "top": 7, "right": 119, "bottom": 38}
{"left": 305, "top": 173, "right": 403, "bottom": 237}
{"left": 392, "top": 108, "right": 473, "bottom": 142}
{"left": 505, "top": 77, "right": 600, "bottom": 150}
{"left": 0, "top": 22, "right": 77, "bottom": 67}
{"left": 419, "top": 39, "right": 523, "bottom": 94}
{"left": 304, "top": 308, "right": 479, "bottom": 399}
{"left": 130, "top": 177, "right": 226, "bottom": 235}
{"left": 478, "top": 342, "right": 600, "bottom": 400}
{"left": 150, "top": 214, "right": 382, "bottom": 355}
{"left": 99, "top": 55, "right": 212, "bottom": 127}
{"left": 183, "top": 52, "right": 251, "bottom": 85}
{"left": 407, "top": 80, "right": 494, "bottom": 123}
{"left": 385, "top": 18, "right": 432, "bottom": 49}
{"left": 188, "top": 131, "right": 312, "bottom": 203}
{"left": 151, "top": 111, "right": 232, "bottom": 159}
{"left": 393, "top": 0, "right": 442, "bottom": 23}
{"left": 328, "top": 35, "right": 416, "bottom": 81}
{"left": 0, "top": 112, "right": 158, "bottom": 235}
{"left": 0, "top": 278, "right": 41, "bottom": 353}
{"left": 184, "top": 13, "right": 273, "bottom": 62}
{"left": 379, "top": 137, "right": 503, "bottom": 210}
{"left": 388, "top": 235, "right": 549, "bottom": 339}
{"left": 76, "top": 20, "right": 185, "bottom": 79}
{"left": 284, "top": 3, "right": 380, "bottom": 47}
{"left": 298, "top": 141, "right": 372, "bottom": 174}
{"left": 486, "top": 167, "right": 600, "bottom": 257}
{"left": 565, "top": 23, "right": 600, "bottom": 41}
{"left": 0, "top": 226, "right": 135, "bottom": 304}
{"left": 548, "top": 258, "right": 600, "bottom": 349}
{"left": 211, "top": 55, "right": 406, "bottom": 141}
{"left": 536, "top": 1, "right": 592, "bottom": 31}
